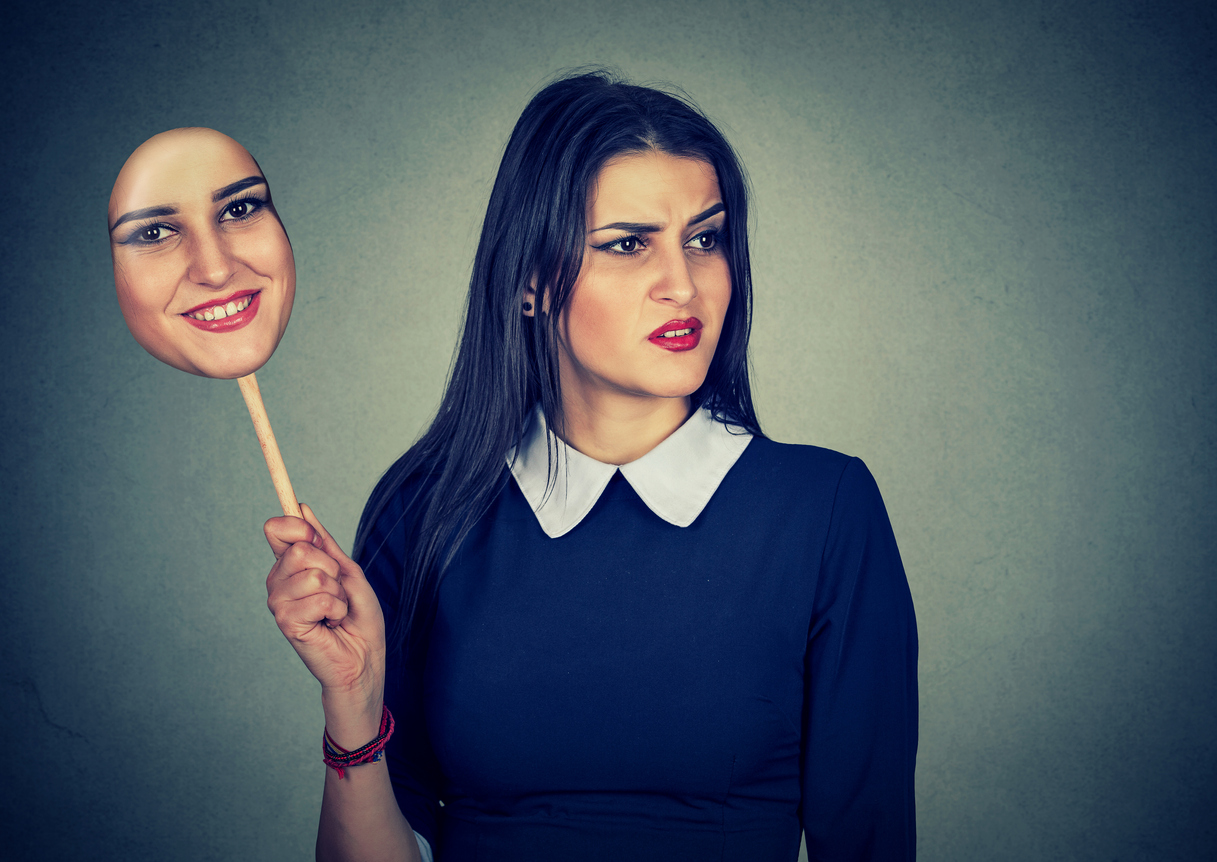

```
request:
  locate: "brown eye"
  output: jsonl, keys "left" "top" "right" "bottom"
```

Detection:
{"left": 604, "top": 236, "right": 643, "bottom": 254}
{"left": 596, "top": 235, "right": 646, "bottom": 256}
{"left": 687, "top": 231, "right": 718, "bottom": 251}
{"left": 220, "top": 195, "right": 266, "bottom": 222}
{"left": 125, "top": 223, "right": 177, "bottom": 245}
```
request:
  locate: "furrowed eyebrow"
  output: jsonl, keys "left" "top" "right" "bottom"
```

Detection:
{"left": 687, "top": 203, "right": 725, "bottom": 226}
{"left": 587, "top": 202, "right": 725, "bottom": 235}
{"left": 109, "top": 205, "right": 178, "bottom": 233}
{"left": 589, "top": 220, "right": 661, "bottom": 235}
{"left": 212, "top": 176, "right": 266, "bottom": 202}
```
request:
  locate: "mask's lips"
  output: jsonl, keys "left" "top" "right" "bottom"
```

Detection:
{"left": 181, "top": 290, "right": 262, "bottom": 333}
{"left": 181, "top": 289, "right": 260, "bottom": 316}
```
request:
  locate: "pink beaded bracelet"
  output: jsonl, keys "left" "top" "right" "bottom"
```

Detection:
{"left": 322, "top": 705, "right": 395, "bottom": 779}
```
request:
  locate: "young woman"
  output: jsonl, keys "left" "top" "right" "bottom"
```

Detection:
{"left": 265, "top": 71, "right": 918, "bottom": 862}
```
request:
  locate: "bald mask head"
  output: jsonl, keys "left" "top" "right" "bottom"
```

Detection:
{"left": 109, "top": 128, "right": 295, "bottom": 379}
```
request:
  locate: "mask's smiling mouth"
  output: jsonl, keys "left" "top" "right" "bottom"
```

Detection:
{"left": 185, "top": 293, "right": 255, "bottom": 321}
{"left": 181, "top": 290, "right": 262, "bottom": 333}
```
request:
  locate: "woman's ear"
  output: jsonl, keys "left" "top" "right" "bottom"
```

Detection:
{"left": 523, "top": 278, "right": 538, "bottom": 317}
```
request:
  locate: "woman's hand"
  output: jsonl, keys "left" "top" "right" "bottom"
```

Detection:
{"left": 265, "top": 504, "right": 386, "bottom": 734}
{"left": 268, "top": 507, "right": 421, "bottom": 860}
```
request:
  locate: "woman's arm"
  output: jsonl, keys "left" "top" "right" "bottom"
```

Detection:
{"left": 265, "top": 506, "right": 423, "bottom": 862}
{"left": 801, "top": 458, "right": 918, "bottom": 860}
{"left": 315, "top": 689, "right": 423, "bottom": 862}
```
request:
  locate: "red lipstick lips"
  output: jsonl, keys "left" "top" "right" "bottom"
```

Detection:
{"left": 648, "top": 317, "right": 702, "bottom": 352}
{"left": 181, "top": 290, "right": 261, "bottom": 333}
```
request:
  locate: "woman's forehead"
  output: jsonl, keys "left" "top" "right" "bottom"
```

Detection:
{"left": 588, "top": 152, "right": 721, "bottom": 218}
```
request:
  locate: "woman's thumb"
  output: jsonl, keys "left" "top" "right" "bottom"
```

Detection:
{"left": 300, "top": 504, "right": 362, "bottom": 576}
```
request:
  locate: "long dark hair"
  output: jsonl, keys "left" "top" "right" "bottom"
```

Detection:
{"left": 354, "top": 69, "right": 762, "bottom": 653}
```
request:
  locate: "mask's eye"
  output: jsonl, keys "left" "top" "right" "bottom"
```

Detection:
{"left": 220, "top": 195, "right": 266, "bottom": 222}
{"left": 124, "top": 223, "right": 178, "bottom": 246}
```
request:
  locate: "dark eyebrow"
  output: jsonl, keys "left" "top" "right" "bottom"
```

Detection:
{"left": 109, "top": 177, "right": 268, "bottom": 233}
{"left": 589, "top": 220, "right": 660, "bottom": 235}
{"left": 109, "top": 205, "right": 178, "bottom": 233}
{"left": 212, "top": 176, "right": 266, "bottom": 202}
{"left": 588, "top": 202, "right": 726, "bottom": 235}
{"left": 688, "top": 202, "right": 725, "bottom": 226}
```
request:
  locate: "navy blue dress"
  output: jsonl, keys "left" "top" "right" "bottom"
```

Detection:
{"left": 360, "top": 439, "right": 918, "bottom": 861}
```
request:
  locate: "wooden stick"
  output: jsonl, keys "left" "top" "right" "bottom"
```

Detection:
{"left": 237, "top": 372, "right": 302, "bottom": 518}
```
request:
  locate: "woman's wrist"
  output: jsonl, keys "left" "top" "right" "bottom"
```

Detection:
{"left": 320, "top": 679, "right": 385, "bottom": 751}
{"left": 323, "top": 705, "right": 394, "bottom": 779}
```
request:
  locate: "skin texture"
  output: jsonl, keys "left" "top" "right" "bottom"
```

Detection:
{"left": 109, "top": 128, "right": 295, "bottom": 379}
{"left": 526, "top": 151, "right": 732, "bottom": 463}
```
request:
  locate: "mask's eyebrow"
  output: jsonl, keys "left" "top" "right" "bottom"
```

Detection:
{"left": 109, "top": 205, "right": 178, "bottom": 233}
{"left": 109, "top": 177, "right": 268, "bottom": 233}
{"left": 212, "top": 176, "right": 266, "bottom": 202}
{"left": 588, "top": 202, "right": 725, "bottom": 235}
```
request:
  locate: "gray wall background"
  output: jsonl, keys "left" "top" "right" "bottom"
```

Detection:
{"left": 2, "top": 1, "right": 1213, "bottom": 859}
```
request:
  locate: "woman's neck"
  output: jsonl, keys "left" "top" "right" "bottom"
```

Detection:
{"left": 557, "top": 393, "right": 693, "bottom": 465}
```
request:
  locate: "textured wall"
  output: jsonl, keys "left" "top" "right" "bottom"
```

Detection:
{"left": 1, "top": 1, "right": 1213, "bottom": 859}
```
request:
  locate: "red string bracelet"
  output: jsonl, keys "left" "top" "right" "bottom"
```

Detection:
{"left": 322, "top": 705, "right": 394, "bottom": 779}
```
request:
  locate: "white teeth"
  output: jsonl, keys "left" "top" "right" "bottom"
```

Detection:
{"left": 660, "top": 328, "right": 694, "bottom": 338}
{"left": 187, "top": 294, "right": 254, "bottom": 321}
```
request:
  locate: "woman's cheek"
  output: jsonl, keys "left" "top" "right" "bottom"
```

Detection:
{"left": 577, "top": 305, "right": 619, "bottom": 367}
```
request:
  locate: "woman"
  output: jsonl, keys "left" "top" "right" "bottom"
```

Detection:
{"left": 265, "top": 70, "right": 917, "bottom": 862}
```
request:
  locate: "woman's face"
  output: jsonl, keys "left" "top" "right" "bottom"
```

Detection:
{"left": 109, "top": 128, "right": 295, "bottom": 379}
{"left": 550, "top": 151, "right": 731, "bottom": 415}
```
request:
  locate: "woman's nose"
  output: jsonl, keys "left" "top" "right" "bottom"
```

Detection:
{"left": 649, "top": 246, "right": 698, "bottom": 306}
{"left": 185, "top": 229, "right": 236, "bottom": 288}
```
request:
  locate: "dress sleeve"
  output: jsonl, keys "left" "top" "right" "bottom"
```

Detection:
{"left": 357, "top": 483, "right": 443, "bottom": 854}
{"left": 801, "top": 457, "right": 918, "bottom": 861}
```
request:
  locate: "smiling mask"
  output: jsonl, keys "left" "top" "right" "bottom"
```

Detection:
{"left": 109, "top": 127, "right": 296, "bottom": 378}
{"left": 109, "top": 128, "right": 300, "bottom": 515}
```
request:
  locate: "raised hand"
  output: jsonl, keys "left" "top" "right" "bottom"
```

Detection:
{"left": 265, "top": 504, "right": 386, "bottom": 739}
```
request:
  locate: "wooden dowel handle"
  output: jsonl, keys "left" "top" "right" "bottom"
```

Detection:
{"left": 237, "top": 372, "right": 302, "bottom": 518}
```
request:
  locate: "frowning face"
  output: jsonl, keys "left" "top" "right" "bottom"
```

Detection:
{"left": 554, "top": 151, "right": 731, "bottom": 416}
{"left": 108, "top": 128, "right": 295, "bottom": 379}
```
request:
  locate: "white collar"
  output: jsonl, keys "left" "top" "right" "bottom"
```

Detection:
{"left": 507, "top": 406, "right": 753, "bottom": 538}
